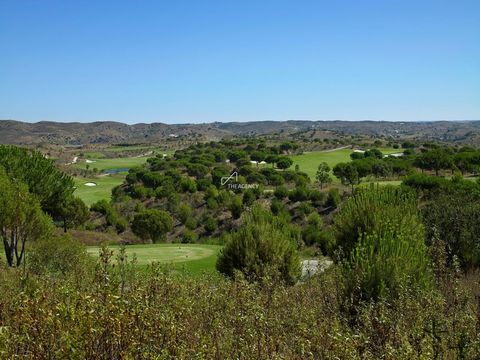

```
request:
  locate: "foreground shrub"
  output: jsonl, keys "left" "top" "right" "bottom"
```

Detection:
{"left": 302, "top": 213, "right": 335, "bottom": 254}
{"left": 422, "top": 190, "right": 480, "bottom": 268}
{"left": 28, "top": 235, "right": 94, "bottom": 276}
{"left": 333, "top": 184, "right": 417, "bottom": 256}
{"left": 216, "top": 205, "right": 301, "bottom": 284}
{"left": 344, "top": 218, "right": 432, "bottom": 302}
{"left": 0, "top": 255, "right": 479, "bottom": 359}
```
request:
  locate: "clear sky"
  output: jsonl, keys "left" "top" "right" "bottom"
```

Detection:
{"left": 0, "top": 0, "right": 478, "bottom": 124}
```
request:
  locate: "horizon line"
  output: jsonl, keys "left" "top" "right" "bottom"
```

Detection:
{"left": 1, "top": 118, "right": 480, "bottom": 126}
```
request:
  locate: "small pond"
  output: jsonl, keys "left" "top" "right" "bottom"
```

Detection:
{"left": 103, "top": 168, "right": 130, "bottom": 174}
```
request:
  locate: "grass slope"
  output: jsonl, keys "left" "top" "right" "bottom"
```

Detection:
{"left": 87, "top": 244, "right": 222, "bottom": 274}
{"left": 74, "top": 174, "right": 124, "bottom": 205}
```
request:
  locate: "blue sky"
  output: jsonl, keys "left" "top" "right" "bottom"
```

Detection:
{"left": 0, "top": 0, "right": 478, "bottom": 124}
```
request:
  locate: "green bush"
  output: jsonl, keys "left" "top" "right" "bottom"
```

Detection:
{"left": 29, "top": 235, "right": 94, "bottom": 276}
{"left": 333, "top": 185, "right": 417, "bottom": 256}
{"left": 343, "top": 218, "right": 432, "bottom": 301}
{"left": 422, "top": 190, "right": 480, "bottom": 268}
{"left": 325, "top": 188, "right": 341, "bottom": 208}
{"left": 185, "top": 217, "right": 198, "bottom": 230}
{"left": 203, "top": 216, "right": 218, "bottom": 234}
{"left": 274, "top": 186, "right": 289, "bottom": 199}
{"left": 181, "top": 229, "right": 198, "bottom": 243}
{"left": 302, "top": 213, "right": 335, "bottom": 254}
{"left": 229, "top": 196, "right": 243, "bottom": 219}
{"left": 132, "top": 209, "right": 173, "bottom": 242}
{"left": 216, "top": 205, "right": 301, "bottom": 284}
{"left": 177, "top": 204, "right": 193, "bottom": 224}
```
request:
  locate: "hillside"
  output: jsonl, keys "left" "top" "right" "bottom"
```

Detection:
{"left": 1, "top": 119, "right": 480, "bottom": 145}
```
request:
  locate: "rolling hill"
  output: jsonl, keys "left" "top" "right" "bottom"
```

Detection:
{"left": 1, "top": 119, "right": 480, "bottom": 145}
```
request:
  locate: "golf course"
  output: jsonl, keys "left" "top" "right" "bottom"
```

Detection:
{"left": 87, "top": 243, "right": 222, "bottom": 274}
{"left": 75, "top": 156, "right": 150, "bottom": 171}
{"left": 289, "top": 147, "right": 401, "bottom": 180}
{"left": 73, "top": 150, "right": 177, "bottom": 205}
{"left": 74, "top": 174, "right": 125, "bottom": 205}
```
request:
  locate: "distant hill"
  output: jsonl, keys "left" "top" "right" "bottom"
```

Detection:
{"left": 0, "top": 120, "right": 230, "bottom": 145}
{"left": 1, "top": 119, "right": 480, "bottom": 145}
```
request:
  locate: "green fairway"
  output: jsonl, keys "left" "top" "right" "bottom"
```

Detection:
{"left": 87, "top": 244, "right": 222, "bottom": 274}
{"left": 74, "top": 174, "right": 124, "bottom": 205}
{"left": 289, "top": 147, "right": 400, "bottom": 180}
{"left": 73, "top": 152, "right": 175, "bottom": 205}
{"left": 76, "top": 156, "right": 149, "bottom": 171}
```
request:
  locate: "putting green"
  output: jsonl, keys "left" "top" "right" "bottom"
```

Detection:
{"left": 87, "top": 244, "right": 222, "bottom": 274}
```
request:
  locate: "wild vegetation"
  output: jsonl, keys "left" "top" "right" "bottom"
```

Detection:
{"left": 2, "top": 136, "right": 480, "bottom": 358}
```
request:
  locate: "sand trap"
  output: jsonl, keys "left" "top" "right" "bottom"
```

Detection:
{"left": 86, "top": 159, "right": 96, "bottom": 163}
{"left": 84, "top": 182, "right": 97, "bottom": 187}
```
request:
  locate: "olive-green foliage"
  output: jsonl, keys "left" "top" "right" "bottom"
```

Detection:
{"left": 274, "top": 186, "right": 288, "bottom": 199}
{"left": 333, "top": 162, "right": 359, "bottom": 189}
{"left": 315, "top": 162, "right": 332, "bottom": 188}
{"left": 333, "top": 185, "right": 418, "bottom": 256}
{"left": 59, "top": 196, "right": 90, "bottom": 231}
{"left": 203, "top": 215, "right": 218, "bottom": 234}
{"left": 0, "top": 252, "right": 479, "bottom": 359}
{"left": 131, "top": 209, "right": 173, "bottom": 243}
{"left": 325, "top": 188, "right": 341, "bottom": 208}
{"left": 344, "top": 218, "right": 431, "bottom": 301}
{"left": 0, "top": 145, "right": 75, "bottom": 216}
{"left": 302, "top": 213, "right": 335, "bottom": 254}
{"left": 180, "top": 229, "right": 198, "bottom": 243}
{"left": 28, "top": 235, "right": 94, "bottom": 276}
{"left": 216, "top": 206, "right": 301, "bottom": 284}
{"left": 176, "top": 203, "right": 193, "bottom": 224}
{"left": 229, "top": 195, "right": 243, "bottom": 219}
{"left": 0, "top": 167, "right": 54, "bottom": 267}
{"left": 422, "top": 190, "right": 480, "bottom": 268}
{"left": 91, "top": 199, "right": 127, "bottom": 233}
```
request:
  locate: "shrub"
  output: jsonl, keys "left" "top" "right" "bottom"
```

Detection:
{"left": 29, "top": 235, "right": 94, "bottom": 276}
{"left": 297, "top": 202, "right": 314, "bottom": 217}
{"left": 229, "top": 196, "right": 243, "bottom": 219}
{"left": 288, "top": 186, "right": 309, "bottom": 202}
{"left": 270, "top": 198, "right": 289, "bottom": 218}
{"left": 325, "top": 188, "right": 341, "bottom": 208}
{"left": 206, "top": 197, "right": 218, "bottom": 210}
{"left": 422, "top": 190, "right": 480, "bottom": 268}
{"left": 203, "top": 216, "right": 218, "bottom": 234}
{"left": 177, "top": 204, "right": 193, "bottom": 224}
{"left": 308, "top": 189, "right": 325, "bottom": 205}
{"left": 302, "top": 213, "right": 335, "bottom": 254}
{"left": 216, "top": 205, "right": 301, "bottom": 284}
{"left": 343, "top": 217, "right": 431, "bottom": 301}
{"left": 185, "top": 217, "right": 198, "bottom": 230}
{"left": 402, "top": 173, "right": 447, "bottom": 192}
{"left": 333, "top": 185, "right": 417, "bottom": 256}
{"left": 181, "top": 229, "right": 198, "bottom": 243}
{"left": 91, "top": 199, "right": 127, "bottom": 233}
{"left": 274, "top": 186, "right": 289, "bottom": 199}
{"left": 131, "top": 209, "right": 173, "bottom": 243}
{"left": 180, "top": 177, "right": 197, "bottom": 193}
{"left": 196, "top": 178, "right": 212, "bottom": 191}
{"left": 242, "top": 189, "right": 256, "bottom": 207}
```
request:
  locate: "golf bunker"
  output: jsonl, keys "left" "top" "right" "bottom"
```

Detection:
{"left": 84, "top": 182, "right": 97, "bottom": 187}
